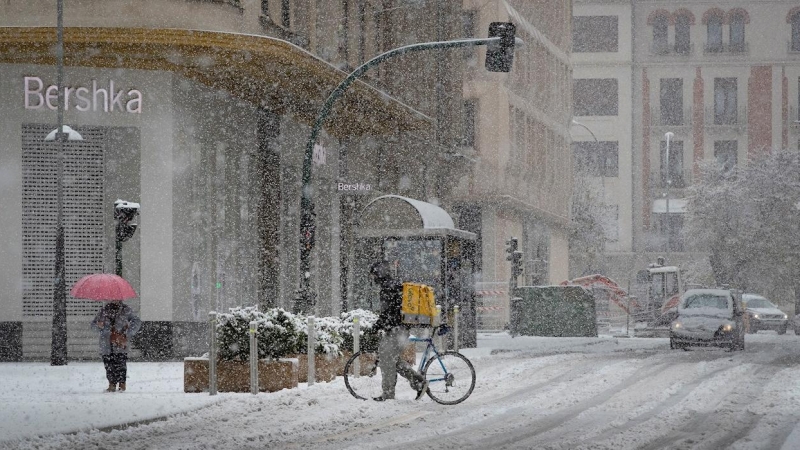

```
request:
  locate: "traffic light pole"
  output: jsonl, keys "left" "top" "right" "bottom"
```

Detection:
{"left": 295, "top": 34, "right": 519, "bottom": 314}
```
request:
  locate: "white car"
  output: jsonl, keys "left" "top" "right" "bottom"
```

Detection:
{"left": 743, "top": 294, "right": 788, "bottom": 334}
{"left": 670, "top": 289, "right": 745, "bottom": 351}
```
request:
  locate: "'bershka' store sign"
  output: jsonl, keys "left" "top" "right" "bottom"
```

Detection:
{"left": 23, "top": 76, "right": 143, "bottom": 113}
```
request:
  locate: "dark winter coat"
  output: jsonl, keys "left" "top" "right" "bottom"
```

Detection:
{"left": 373, "top": 274, "right": 404, "bottom": 332}
{"left": 91, "top": 302, "right": 142, "bottom": 356}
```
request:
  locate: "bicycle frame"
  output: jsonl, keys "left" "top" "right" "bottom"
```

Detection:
{"left": 409, "top": 326, "right": 448, "bottom": 382}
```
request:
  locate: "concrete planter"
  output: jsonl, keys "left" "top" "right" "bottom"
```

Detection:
{"left": 288, "top": 353, "right": 344, "bottom": 383}
{"left": 184, "top": 357, "right": 299, "bottom": 393}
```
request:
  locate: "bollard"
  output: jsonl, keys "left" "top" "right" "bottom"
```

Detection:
{"left": 454, "top": 305, "right": 460, "bottom": 352}
{"left": 353, "top": 316, "right": 360, "bottom": 378}
{"left": 209, "top": 311, "right": 217, "bottom": 396}
{"left": 307, "top": 316, "right": 316, "bottom": 386}
{"left": 249, "top": 320, "right": 258, "bottom": 395}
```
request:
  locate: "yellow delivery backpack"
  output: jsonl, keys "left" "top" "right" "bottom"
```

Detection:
{"left": 401, "top": 282, "right": 438, "bottom": 326}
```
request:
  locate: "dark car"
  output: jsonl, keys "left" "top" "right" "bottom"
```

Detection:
{"left": 670, "top": 289, "right": 745, "bottom": 351}
{"left": 742, "top": 294, "right": 788, "bottom": 334}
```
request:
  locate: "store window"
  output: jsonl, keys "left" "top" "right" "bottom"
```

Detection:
{"left": 675, "top": 14, "right": 691, "bottom": 54}
{"left": 573, "top": 16, "right": 618, "bottom": 52}
{"left": 572, "top": 141, "right": 619, "bottom": 177}
{"left": 714, "top": 140, "right": 738, "bottom": 172}
{"left": 714, "top": 78, "right": 738, "bottom": 125}
{"left": 660, "top": 139, "right": 684, "bottom": 187}
{"left": 660, "top": 78, "right": 684, "bottom": 126}
{"left": 706, "top": 15, "right": 723, "bottom": 52}
{"left": 573, "top": 78, "right": 619, "bottom": 116}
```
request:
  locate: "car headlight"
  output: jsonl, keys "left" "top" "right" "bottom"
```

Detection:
{"left": 784, "top": 314, "right": 788, "bottom": 319}
{"left": 672, "top": 322, "right": 682, "bottom": 329}
{"left": 752, "top": 314, "right": 759, "bottom": 319}
{"left": 722, "top": 324, "right": 733, "bottom": 332}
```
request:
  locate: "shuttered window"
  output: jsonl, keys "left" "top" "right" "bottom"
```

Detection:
{"left": 22, "top": 124, "right": 105, "bottom": 317}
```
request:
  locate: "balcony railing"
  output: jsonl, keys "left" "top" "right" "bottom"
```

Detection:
{"left": 704, "top": 107, "right": 748, "bottom": 132}
{"left": 651, "top": 42, "right": 694, "bottom": 56}
{"left": 650, "top": 107, "right": 693, "bottom": 128}
{"left": 650, "top": 170, "right": 693, "bottom": 191}
{"left": 704, "top": 42, "right": 749, "bottom": 54}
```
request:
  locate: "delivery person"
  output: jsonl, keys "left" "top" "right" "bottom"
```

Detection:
{"left": 369, "top": 259, "right": 428, "bottom": 401}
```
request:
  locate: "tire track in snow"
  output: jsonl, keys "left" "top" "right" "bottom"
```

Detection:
{"left": 634, "top": 357, "right": 790, "bottom": 450}
{"left": 459, "top": 360, "right": 675, "bottom": 449}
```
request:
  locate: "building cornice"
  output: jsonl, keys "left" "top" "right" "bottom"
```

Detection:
{"left": 0, "top": 27, "right": 432, "bottom": 138}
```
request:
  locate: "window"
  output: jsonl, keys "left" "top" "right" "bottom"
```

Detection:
{"left": 462, "top": 10, "right": 477, "bottom": 59}
{"left": 573, "top": 79, "right": 618, "bottom": 116}
{"left": 675, "top": 15, "right": 691, "bottom": 54}
{"left": 462, "top": 99, "right": 476, "bottom": 147}
{"left": 572, "top": 141, "right": 619, "bottom": 177}
{"left": 260, "top": 0, "right": 268, "bottom": 16}
{"left": 714, "top": 78, "right": 738, "bottom": 124}
{"left": 707, "top": 16, "right": 723, "bottom": 52}
{"left": 791, "top": 11, "right": 800, "bottom": 52}
{"left": 281, "top": 0, "right": 290, "bottom": 28}
{"left": 660, "top": 139, "right": 684, "bottom": 187}
{"left": 730, "top": 13, "right": 746, "bottom": 52}
{"left": 660, "top": 78, "right": 684, "bottom": 125}
{"left": 652, "top": 15, "right": 669, "bottom": 53}
{"left": 573, "top": 16, "right": 618, "bottom": 52}
{"left": 655, "top": 213, "right": 685, "bottom": 252}
{"left": 714, "top": 140, "right": 738, "bottom": 172}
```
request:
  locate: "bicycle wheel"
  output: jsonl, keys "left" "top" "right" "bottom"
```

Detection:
{"left": 422, "top": 351, "right": 476, "bottom": 405}
{"left": 343, "top": 351, "right": 382, "bottom": 401}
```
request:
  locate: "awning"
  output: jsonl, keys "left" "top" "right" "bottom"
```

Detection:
{"left": 652, "top": 198, "right": 687, "bottom": 214}
{"left": 0, "top": 27, "right": 432, "bottom": 138}
{"left": 358, "top": 195, "right": 476, "bottom": 240}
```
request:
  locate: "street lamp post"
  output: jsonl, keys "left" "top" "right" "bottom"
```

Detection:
{"left": 294, "top": 26, "right": 521, "bottom": 313}
{"left": 664, "top": 132, "right": 675, "bottom": 259}
{"left": 49, "top": 0, "right": 69, "bottom": 366}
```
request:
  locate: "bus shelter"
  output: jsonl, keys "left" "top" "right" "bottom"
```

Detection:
{"left": 352, "top": 195, "right": 477, "bottom": 348}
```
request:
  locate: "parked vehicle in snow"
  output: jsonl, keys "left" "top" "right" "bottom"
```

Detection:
{"left": 743, "top": 294, "right": 788, "bottom": 334}
{"left": 670, "top": 289, "right": 745, "bottom": 351}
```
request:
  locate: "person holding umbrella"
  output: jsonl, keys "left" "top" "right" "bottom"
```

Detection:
{"left": 74, "top": 274, "right": 141, "bottom": 392}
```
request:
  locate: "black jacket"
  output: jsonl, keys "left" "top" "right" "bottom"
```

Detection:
{"left": 374, "top": 274, "right": 404, "bottom": 331}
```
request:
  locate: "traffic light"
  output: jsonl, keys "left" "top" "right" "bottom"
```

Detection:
{"left": 114, "top": 199, "right": 140, "bottom": 242}
{"left": 505, "top": 237, "right": 523, "bottom": 279}
{"left": 485, "top": 22, "right": 517, "bottom": 73}
{"left": 505, "top": 237, "right": 518, "bottom": 260}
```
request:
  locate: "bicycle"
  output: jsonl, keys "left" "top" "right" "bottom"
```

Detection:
{"left": 343, "top": 324, "right": 476, "bottom": 405}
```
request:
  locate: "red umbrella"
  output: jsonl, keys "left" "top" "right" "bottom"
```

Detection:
{"left": 70, "top": 273, "right": 137, "bottom": 301}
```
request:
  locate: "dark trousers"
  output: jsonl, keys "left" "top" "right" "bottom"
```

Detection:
{"left": 103, "top": 353, "right": 128, "bottom": 384}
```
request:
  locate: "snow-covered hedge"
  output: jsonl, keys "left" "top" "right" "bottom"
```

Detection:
{"left": 339, "top": 309, "right": 381, "bottom": 352}
{"left": 215, "top": 306, "right": 379, "bottom": 361}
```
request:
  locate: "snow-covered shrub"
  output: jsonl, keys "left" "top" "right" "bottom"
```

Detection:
{"left": 216, "top": 306, "right": 300, "bottom": 361}
{"left": 294, "top": 316, "right": 345, "bottom": 356}
{"left": 339, "top": 309, "right": 381, "bottom": 352}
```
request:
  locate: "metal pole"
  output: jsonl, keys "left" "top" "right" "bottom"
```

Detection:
{"left": 664, "top": 132, "right": 674, "bottom": 259}
{"left": 50, "top": 0, "right": 68, "bottom": 366}
{"left": 434, "top": 305, "right": 442, "bottom": 351}
{"left": 352, "top": 316, "right": 360, "bottom": 377}
{"left": 307, "top": 317, "right": 316, "bottom": 386}
{"left": 295, "top": 36, "right": 512, "bottom": 312}
{"left": 249, "top": 320, "right": 258, "bottom": 395}
{"left": 453, "top": 305, "right": 460, "bottom": 353}
{"left": 209, "top": 311, "right": 217, "bottom": 396}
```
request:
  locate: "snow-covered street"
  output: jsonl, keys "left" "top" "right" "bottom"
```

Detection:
{"left": 4, "top": 332, "right": 800, "bottom": 450}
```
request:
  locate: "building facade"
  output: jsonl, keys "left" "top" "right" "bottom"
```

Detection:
{"left": 572, "top": 0, "right": 800, "bottom": 290}
{"left": 0, "top": 0, "right": 573, "bottom": 360}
